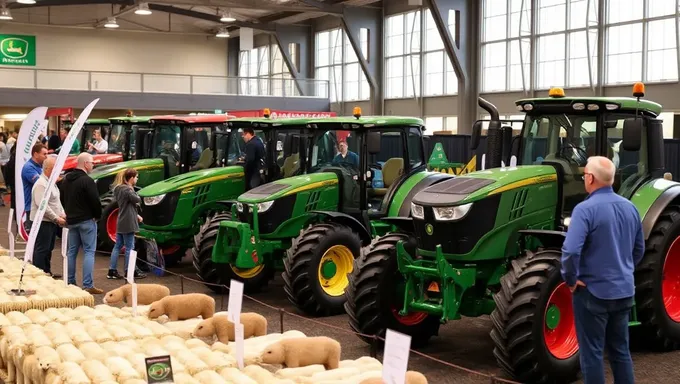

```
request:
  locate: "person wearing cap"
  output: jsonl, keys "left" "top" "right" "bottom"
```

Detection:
{"left": 332, "top": 140, "right": 359, "bottom": 167}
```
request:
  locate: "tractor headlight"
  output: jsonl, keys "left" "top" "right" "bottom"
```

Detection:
{"left": 433, "top": 203, "right": 472, "bottom": 221}
{"left": 236, "top": 202, "right": 244, "bottom": 212}
{"left": 411, "top": 203, "right": 424, "bottom": 219}
{"left": 256, "top": 201, "right": 274, "bottom": 213}
{"left": 143, "top": 194, "right": 166, "bottom": 206}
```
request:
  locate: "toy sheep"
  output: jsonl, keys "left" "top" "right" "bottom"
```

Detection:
{"left": 57, "top": 361, "right": 91, "bottom": 384}
{"left": 219, "top": 367, "right": 258, "bottom": 384}
{"left": 81, "top": 359, "right": 117, "bottom": 383}
{"left": 194, "top": 369, "right": 229, "bottom": 384}
{"left": 104, "top": 356, "right": 141, "bottom": 381}
{"left": 148, "top": 293, "right": 215, "bottom": 321}
{"left": 35, "top": 345, "right": 61, "bottom": 371}
{"left": 103, "top": 284, "right": 170, "bottom": 305}
{"left": 56, "top": 343, "right": 87, "bottom": 364}
{"left": 191, "top": 313, "right": 267, "bottom": 344}
{"left": 261, "top": 336, "right": 341, "bottom": 370}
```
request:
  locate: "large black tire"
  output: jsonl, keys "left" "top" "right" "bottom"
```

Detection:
{"left": 634, "top": 204, "right": 680, "bottom": 351}
{"left": 344, "top": 232, "right": 441, "bottom": 348}
{"left": 192, "top": 212, "right": 274, "bottom": 294}
{"left": 97, "top": 193, "right": 116, "bottom": 251}
{"left": 282, "top": 222, "right": 361, "bottom": 317}
{"left": 489, "top": 249, "right": 580, "bottom": 384}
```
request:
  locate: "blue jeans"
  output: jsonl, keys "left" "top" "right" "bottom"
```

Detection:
{"left": 109, "top": 232, "right": 135, "bottom": 272}
{"left": 573, "top": 287, "right": 635, "bottom": 384}
{"left": 66, "top": 219, "right": 97, "bottom": 289}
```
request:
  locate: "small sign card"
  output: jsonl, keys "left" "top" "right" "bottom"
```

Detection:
{"left": 7, "top": 208, "right": 13, "bottom": 234}
{"left": 227, "top": 279, "right": 244, "bottom": 325}
{"left": 61, "top": 228, "right": 69, "bottom": 284}
{"left": 127, "top": 250, "right": 138, "bottom": 284}
{"left": 144, "top": 355, "right": 174, "bottom": 384}
{"left": 235, "top": 323, "right": 245, "bottom": 369}
{"left": 381, "top": 329, "right": 412, "bottom": 384}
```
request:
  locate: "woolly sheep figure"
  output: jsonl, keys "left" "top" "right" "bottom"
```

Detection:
{"left": 242, "top": 365, "right": 276, "bottom": 384}
{"left": 191, "top": 313, "right": 267, "bottom": 344}
{"left": 81, "top": 360, "right": 116, "bottom": 384}
{"left": 173, "top": 372, "right": 201, "bottom": 384}
{"left": 36, "top": 345, "right": 61, "bottom": 371}
{"left": 57, "top": 361, "right": 91, "bottom": 384}
{"left": 103, "top": 284, "right": 170, "bottom": 305}
{"left": 56, "top": 344, "right": 87, "bottom": 364}
{"left": 25, "top": 309, "right": 51, "bottom": 325}
{"left": 219, "top": 367, "right": 258, "bottom": 384}
{"left": 148, "top": 293, "right": 215, "bottom": 321}
{"left": 23, "top": 353, "right": 42, "bottom": 384}
{"left": 104, "top": 356, "right": 141, "bottom": 382}
{"left": 77, "top": 342, "right": 109, "bottom": 362}
{"left": 194, "top": 369, "right": 228, "bottom": 384}
{"left": 261, "top": 336, "right": 341, "bottom": 370}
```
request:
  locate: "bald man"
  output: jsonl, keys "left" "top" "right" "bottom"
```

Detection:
{"left": 561, "top": 156, "right": 644, "bottom": 384}
{"left": 30, "top": 156, "right": 66, "bottom": 277}
{"left": 59, "top": 152, "right": 103, "bottom": 294}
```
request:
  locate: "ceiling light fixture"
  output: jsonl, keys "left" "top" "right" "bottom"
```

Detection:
{"left": 215, "top": 28, "right": 230, "bottom": 38}
{"left": 220, "top": 11, "right": 235, "bottom": 22}
{"left": 0, "top": 7, "right": 12, "bottom": 20}
{"left": 135, "top": 3, "right": 151, "bottom": 15}
{"left": 1, "top": 114, "right": 27, "bottom": 120}
{"left": 16, "top": 0, "right": 36, "bottom": 5}
{"left": 104, "top": 17, "right": 119, "bottom": 28}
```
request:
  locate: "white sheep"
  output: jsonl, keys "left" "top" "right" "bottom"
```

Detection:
{"left": 85, "top": 326, "right": 114, "bottom": 344}
{"left": 242, "top": 365, "right": 277, "bottom": 384}
{"left": 77, "top": 342, "right": 109, "bottom": 362}
{"left": 121, "top": 322, "right": 154, "bottom": 338}
{"left": 35, "top": 345, "right": 61, "bottom": 371}
{"left": 43, "top": 308, "right": 71, "bottom": 323}
{"left": 27, "top": 329, "right": 54, "bottom": 353}
{"left": 104, "top": 356, "right": 141, "bottom": 381}
{"left": 172, "top": 349, "right": 209, "bottom": 375}
{"left": 81, "top": 359, "right": 117, "bottom": 383}
{"left": 57, "top": 361, "right": 91, "bottom": 384}
{"left": 105, "top": 325, "right": 134, "bottom": 341}
{"left": 219, "top": 367, "right": 258, "bottom": 384}
{"left": 22, "top": 353, "right": 41, "bottom": 384}
{"left": 6, "top": 311, "right": 32, "bottom": 326}
{"left": 173, "top": 372, "right": 201, "bottom": 384}
{"left": 44, "top": 324, "right": 73, "bottom": 347}
{"left": 190, "top": 347, "right": 236, "bottom": 370}
{"left": 25, "top": 309, "right": 51, "bottom": 325}
{"left": 56, "top": 344, "right": 87, "bottom": 364}
{"left": 194, "top": 369, "right": 229, "bottom": 384}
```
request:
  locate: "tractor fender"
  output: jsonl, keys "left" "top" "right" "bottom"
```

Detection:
{"left": 308, "top": 210, "right": 372, "bottom": 245}
{"left": 213, "top": 200, "right": 236, "bottom": 209}
{"left": 641, "top": 186, "right": 680, "bottom": 239}
{"left": 379, "top": 217, "right": 415, "bottom": 234}
{"left": 517, "top": 229, "right": 567, "bottom": 249}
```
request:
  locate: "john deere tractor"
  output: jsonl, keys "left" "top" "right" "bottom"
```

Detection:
{"left": 344, "top": 84, "right": 680, "bottom": 383}
{"left": 137, "top": 116, "right": 313, "bottom": 270}
{"left": 203, "top": 109, "right": 454, "bottom": 317}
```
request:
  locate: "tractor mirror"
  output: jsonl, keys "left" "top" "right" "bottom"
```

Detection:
{"left": 367, "top": 131, "right": 381, "bottom": 154}
{"left": 622, "top": 118, "right": 642, "bottom": 151}
{"left": 471, "top": 121, "right": 483, "bottom": 150}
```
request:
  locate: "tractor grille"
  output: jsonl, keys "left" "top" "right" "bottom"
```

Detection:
{"left": 414, "top": 194, "right": 501, "bottom": 255}
{"left": 509, "top": 188, "right": 529, "bottom": 221}
{"left": 140, "top": 191, "right": 181, "bottom": 227}
{"left": 237, "top": 194, "right": 297, "bottom": 235}
{"left": 192, "top": 185, "right": 211, "bottom": 208}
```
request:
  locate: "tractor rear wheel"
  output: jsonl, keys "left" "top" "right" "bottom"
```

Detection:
{"left": 192, "top": 212, "right": 274, "bottom": 294}
{"left": 490, "top": 248, "right": 580, "bottom": 384}
{"left": 344, "top": 232, "right": 440, "bottom": 348}
{"left": 634, "top": 204, "right": 680, "bottom": 350}
{"left": 282, "top": 222, "right": 360, "bottom": 316}
{"left": 97, "top": 193, "right": 117, "bottom": 252}
{"left": 159, "top": 245, "right": 186, "bottom": 267}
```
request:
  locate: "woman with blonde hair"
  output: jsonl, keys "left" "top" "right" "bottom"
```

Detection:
{"left": 107, "top": 168, "right": 147, "bottom": 279}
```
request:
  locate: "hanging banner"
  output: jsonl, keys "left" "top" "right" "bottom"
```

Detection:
{"left": 14, "top": 108, "right": 48, "bottom": 241}
{"left": 23, "top": 99, "right": 99, "bottom": 262}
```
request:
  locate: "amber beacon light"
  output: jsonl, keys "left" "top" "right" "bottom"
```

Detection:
{"left": 353, "top": 106, "right": 362, "bottom": 119}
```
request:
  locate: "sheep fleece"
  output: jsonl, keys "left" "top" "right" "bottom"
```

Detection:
{"left": 148, "top": 293, "right": 215, "bottom": 321}
{"left": 260, "top": 336, "right": 340, "bottom": 370}
{"left": 104, "top": 284, "right": 170, "bottom": 305}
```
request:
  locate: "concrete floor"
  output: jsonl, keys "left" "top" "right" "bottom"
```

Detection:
{"left": 3, "top": 208, "right": 680, "bottom": 383}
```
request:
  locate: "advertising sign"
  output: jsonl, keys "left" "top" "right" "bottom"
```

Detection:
{"left": 0, "top": 35, "right": 36, "bottom": 66}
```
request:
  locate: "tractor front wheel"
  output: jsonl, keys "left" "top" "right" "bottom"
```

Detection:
{"left": 634, "top": 204, "right": 680, "bottom": 350}
{"left": 192, "top": 212, "right": 274, "bottom": 294}
{"left": 344, "top": 232, "right": 440, "bottom": 348}
{"left": 97, "top": 193, "right": 117, "bottom": 252}
{"left": 490, "top": 248, "right": 580, "bottom": 384}
{"left": 282, "top": 222, "right": 360, "bottom": 316}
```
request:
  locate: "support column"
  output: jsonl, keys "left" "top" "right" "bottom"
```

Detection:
{"left": 273, "top": 25, "right": 313, "bottom": 96}
{"left": 425, "top": 0, "right": 479, "bottom": 134}
{"left": 227, "top": 38, "right": 240, "bottom": 94}
{"left": 341, "top": 6, "right": 384, "bottom": 114}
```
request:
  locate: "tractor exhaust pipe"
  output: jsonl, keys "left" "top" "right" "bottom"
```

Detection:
{"left": 472, "top": 97, "right": 503, "bottom": 169}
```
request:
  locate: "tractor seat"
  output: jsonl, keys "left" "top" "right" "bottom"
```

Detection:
{"left": 281, "top": 153, "right": 300, "bottom": 177}
{"left": 191, "top": 148, "right": 214, "bottom": 171}
{"left": 372, "top": 157, "right": 404, "bottom": 196}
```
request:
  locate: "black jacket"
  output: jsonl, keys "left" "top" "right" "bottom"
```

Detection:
{"left": 244, "top": 136, "right": 265, "bottom": 178}
{"left": 59, "top": 169, "right": 102, "bottom": 225}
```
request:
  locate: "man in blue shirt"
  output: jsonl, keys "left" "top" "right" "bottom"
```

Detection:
{"left": 21, "top": 143, "right": 48, "bottom": 234}
{"left": 332, "top": 140, "right": 359, "bottom": 167}
{"left": 561, "top": 156, "right": 644, "bottom": 384}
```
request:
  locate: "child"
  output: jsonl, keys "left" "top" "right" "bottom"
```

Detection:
{"left": 107, "top": 168, "right": 147, "bottom": 279}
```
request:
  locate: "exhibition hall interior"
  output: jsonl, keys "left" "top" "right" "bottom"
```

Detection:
{"left": 0, "top": 0, "right": 679, "bottom": 383}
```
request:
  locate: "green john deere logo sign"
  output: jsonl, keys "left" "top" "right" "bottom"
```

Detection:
{"left": 147, "top": 363, "right": 171, "bottom": 380}
{"left": 425, "top": 223, "right": 434, "bottom": 235}
{"left": 0, "top": 35, "right": 36, "bottom": 66}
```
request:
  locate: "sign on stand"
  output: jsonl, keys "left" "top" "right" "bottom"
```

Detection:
{"left": 127, "top": 250, "right": 139, "bottom": 315}
{"left": 61, "top": 228, "right": 69, "bottom": 284}
{"left": 7, "top": 208, "right": 14, "bottom": 258}
{"left": 227, "top": 279, "right": 245, "bottom": 368}
{"left": 381, "top": 329, "right": 412, "bottom": 384}
{"left": 144, "top": 355, "right": 174, "bottom": 384}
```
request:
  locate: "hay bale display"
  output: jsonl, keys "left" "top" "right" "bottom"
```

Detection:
{"left": 0, "top": 293, "right": 429, "bottom": 383}
{"left": 0, "top": 275, "right": 94, "bottom": 314}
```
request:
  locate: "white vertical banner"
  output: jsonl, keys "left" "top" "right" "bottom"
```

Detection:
{"left": 14, "top": 109, "right": 48, "bottom": 242}
{"left": 240, "top": 27, "right": 253, "bottom": 51}
{"left": 23, "top": 99, "right": 99, "bottom": 263}
{"left": 61, "top": 228, "right": 68, "bottom": 284}
{"left": 127, "top": 250, "right": 138, "bottom": 315}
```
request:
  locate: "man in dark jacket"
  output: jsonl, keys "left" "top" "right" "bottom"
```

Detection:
{"left": 59, "top": 152, "right": 103, "bottom": 294}
{"left": 241, "top": 127, "right": 265, "bottom": 190}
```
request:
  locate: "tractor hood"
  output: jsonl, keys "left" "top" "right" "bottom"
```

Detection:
{"left": 239, "top": 172, "right": 338, "bottom": 203}
{"left": 62, "top": 153, "right": 123, "bottom": 171}
{"left": 412, "top": 165, "right": 558, "bottom": 207}
{"left": 138, "top": 166, "right": 245, "bottom": 196}
{"left": 89, "top": 158, "right": 164, "bottom": 180}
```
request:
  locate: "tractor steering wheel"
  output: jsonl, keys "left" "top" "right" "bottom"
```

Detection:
{"left": 559, "top": 144, "right": 588, "bottom": 166}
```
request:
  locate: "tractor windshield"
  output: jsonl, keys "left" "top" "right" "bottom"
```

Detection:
{"left": 308, "top": 129, "right": 361, "bottom": 172}
{"left": 107, "top": 124, "right": 127, "bottom": 154}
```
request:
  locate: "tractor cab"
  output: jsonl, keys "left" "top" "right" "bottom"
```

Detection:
{"left": 107, "top": 115, "right": 154, "bottom": 161}
{"left": 305, "top": 108, "right": 427, "bottom": 223}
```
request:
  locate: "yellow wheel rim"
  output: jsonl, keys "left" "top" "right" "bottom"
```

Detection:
{"left": 317, "top": 245, "right": 354, "bottom": 297}
{"left": 230, "top": 264, "right": 265, "bottom": 279}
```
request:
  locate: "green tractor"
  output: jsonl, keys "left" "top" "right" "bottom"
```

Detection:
{"left": 137, "top": 116, "right": 313, "bottom": 271}
{"left": 203, "top": 109, "right": 453, "bottom": 317}
{"left": 344, "top": 84, "right": 680, "bottom": 383}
